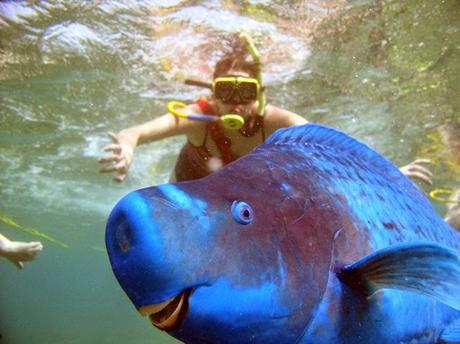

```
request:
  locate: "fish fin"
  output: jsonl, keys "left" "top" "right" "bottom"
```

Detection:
{"left": 335, "top": 242, "right": 460, "bottom": 310}
{"left": 266, "top": 124, "right": 367, "bottom": 155}
{"left": 438, "top": 318, "right": 460, "bottom": 344}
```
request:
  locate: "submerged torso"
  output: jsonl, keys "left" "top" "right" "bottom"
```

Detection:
{"left": 174, "top": 98, "right": 266, "bottom": 181}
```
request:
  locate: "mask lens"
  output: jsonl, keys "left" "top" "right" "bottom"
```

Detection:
{"left": 238, "top": 82, "right": 258, "bottom": 103}
{"left": 214, "top": 81, "right": 235, "bottom": 102}
{"left": 213, "top": 77, "right": 259, "bottom": 105}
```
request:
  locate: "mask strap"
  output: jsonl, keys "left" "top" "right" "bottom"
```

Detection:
{"left": 184, "top": 79, "right": 212, "bottom": 89}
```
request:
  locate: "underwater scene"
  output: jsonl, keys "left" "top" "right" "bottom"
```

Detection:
{"left": 0, "top": 0, "right": 459, "bottom": 343}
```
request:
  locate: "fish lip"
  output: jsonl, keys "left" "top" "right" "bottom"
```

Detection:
{"left": 138, "top": 289, "right": 191, "bottom": 332}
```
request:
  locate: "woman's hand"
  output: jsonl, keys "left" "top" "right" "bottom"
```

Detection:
{"left": 445, "top": 189, "right": 460, "bottom": 231}
{"left": 399, "top": 159, "right": 433, "bottom": 185}
{"left": 98, "top": 132, "right": 134, "bottom": 183}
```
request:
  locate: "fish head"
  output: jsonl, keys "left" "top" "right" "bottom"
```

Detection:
{"left": 106, "top": 151, "right": 342, "bottom": 343}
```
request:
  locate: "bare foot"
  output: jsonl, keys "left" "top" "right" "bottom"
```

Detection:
{"left": 0, "top": 235, "right": 43, "bottom": 269}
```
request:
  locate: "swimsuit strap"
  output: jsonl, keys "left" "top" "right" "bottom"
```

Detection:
{"left": 195, "top": 97, "right": 215, "bottom": 147}
{"left": 209, "top": 122, "right": 236, "bottom": 164}
{"left": 195, "top": 98, "right": 238, "bottom": 165}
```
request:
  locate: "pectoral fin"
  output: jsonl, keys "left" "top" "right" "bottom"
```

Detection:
{"left": 335, "top": 242, "right": 460, "bottom": 310}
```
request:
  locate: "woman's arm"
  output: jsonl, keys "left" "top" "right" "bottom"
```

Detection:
{"left": 263, "top": 105, "right": 308, "bottom": 137}
{"left": 98, "top": 104, "right": 202, "bottom": 182}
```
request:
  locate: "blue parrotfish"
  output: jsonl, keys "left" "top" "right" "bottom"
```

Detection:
{"left": 105, "top": 124, "right": 460, "bottom": 344}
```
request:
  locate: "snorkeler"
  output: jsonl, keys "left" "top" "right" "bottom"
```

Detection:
{"left": 98, "top": 33, "right": 307, "bottom": 182}
{"left": 0, "top": 233, "right": 42, "bottom": 269}
{"left": 98, "top": 33, "right": 444, "bottom": 186}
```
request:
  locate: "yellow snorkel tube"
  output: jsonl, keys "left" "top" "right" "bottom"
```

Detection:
{"left": 238, "top": 32, "right": 266, "bottom": 117}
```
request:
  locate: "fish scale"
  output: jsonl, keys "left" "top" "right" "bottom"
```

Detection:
{"left": 265, "top": 127, "right": 459, "bottom": 251}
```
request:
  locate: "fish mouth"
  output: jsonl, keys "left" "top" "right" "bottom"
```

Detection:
{"left": 139, "top": 289, "right": 191, "bottom": 331}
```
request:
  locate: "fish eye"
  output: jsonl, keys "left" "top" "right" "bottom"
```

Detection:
{"left": 231, "top": 200, "right": 254, "bottom": 225}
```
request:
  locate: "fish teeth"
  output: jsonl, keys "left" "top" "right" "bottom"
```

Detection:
{"left": 138, "top": 296, "right": 175, "bottom": 316}
{"left": 150, "top": 293, "right": 185, "bottom": 330}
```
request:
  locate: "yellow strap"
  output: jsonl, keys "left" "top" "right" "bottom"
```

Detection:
{"left": 429, "top": 189, "right": 460, "bottom": 204}
{"left": 167, "top": 100, "right": 188, "bottom": 119}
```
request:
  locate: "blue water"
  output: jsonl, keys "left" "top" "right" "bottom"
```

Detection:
{"left": 0, "top": 1, "right": 458, "bottom": 343}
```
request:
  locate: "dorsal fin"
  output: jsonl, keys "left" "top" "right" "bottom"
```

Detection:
{"left": 265, "top": 124, "right": 401, "bottom": 179}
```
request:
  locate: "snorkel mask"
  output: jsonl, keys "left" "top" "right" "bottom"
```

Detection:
{"left": 167, "top": 32, "right": 266, "bottom": 130}
{"left": 212, "top": 75, "right": 260, "bottom": 105}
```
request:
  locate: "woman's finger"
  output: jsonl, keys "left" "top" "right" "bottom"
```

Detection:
{"left": 107, "top": 131, "right": 120, "bottom": 143}
{"left": 98, "top": 154, "right": 121, "bottom": 164}
{"left": 103, "top": 143, "right": 122, "bottom": 154}
{"left": 410, "top": 158, "right": 432, "bottom": 165}
{"left": 113, "top": 160, "right": 127, "bottom": 173}
{"left": 407, "top": 172, "right": 433, "bottom": 185}
{"left": 408, "top": 164, "right": 433, "bottom": 177}
{"left": 98, "top": 164, "right": 117, "bottom": 173}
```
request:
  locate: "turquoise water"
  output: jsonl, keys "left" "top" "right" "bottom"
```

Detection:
{"left": 0, "top": 1, "right": 458, "bottom": 343}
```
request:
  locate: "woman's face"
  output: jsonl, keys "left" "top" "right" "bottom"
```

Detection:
{"left": 212, "top": 69, "right": 258, "bottom": 119}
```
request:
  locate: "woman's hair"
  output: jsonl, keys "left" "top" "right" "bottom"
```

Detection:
{"left": 213, "top": 34, "right": 259, "bottom": 78}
